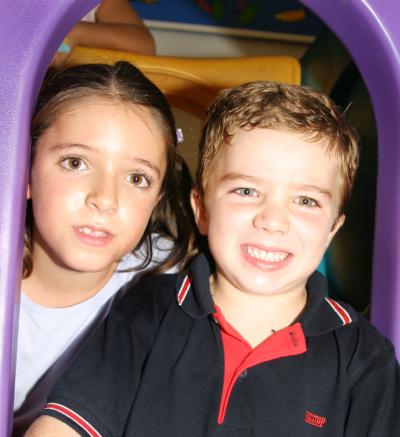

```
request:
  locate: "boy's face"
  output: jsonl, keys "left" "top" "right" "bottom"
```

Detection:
{"left": 192, "top": 128, "right": 344, "bottom": 299}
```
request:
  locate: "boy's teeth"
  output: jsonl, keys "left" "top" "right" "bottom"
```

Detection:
{"left": 79, "top": 227, "right": 107, "bottom": 237}
{"left": 246, "top": 246, "right": 288, "bottom": 262}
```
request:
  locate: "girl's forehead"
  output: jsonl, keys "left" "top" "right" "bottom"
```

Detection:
{"left": 36, "top": 98, "right": 168, "bottom": 171}
{"left": 53, "top": 96, "right": 164, "bottom": 134}
{"left": 59, "top": 95, "right": 143, "bottom": 116}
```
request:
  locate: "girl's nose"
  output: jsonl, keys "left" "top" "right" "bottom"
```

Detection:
{"left": 253, "top": 201, "right": 289, "bottom": 234}
{"left": 86, "top": 178, "right": 118, "bottom": 214}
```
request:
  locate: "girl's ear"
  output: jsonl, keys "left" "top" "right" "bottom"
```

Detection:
{"left": 190, "top": 189, "right": 209, "bottom": 236}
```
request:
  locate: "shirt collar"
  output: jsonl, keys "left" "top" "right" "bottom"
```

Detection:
{"left": 299, "top": 271, "right": 356, "bottom": 337}
{"left": 175, "top": 254, "right": 356, "bottom": 334}
{"left": 175, "top": 253, "right": 215, "bottom": 319}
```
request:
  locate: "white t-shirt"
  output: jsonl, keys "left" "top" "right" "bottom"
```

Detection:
{"left": 13, "top": 236, "right": 174, "bottom": 433}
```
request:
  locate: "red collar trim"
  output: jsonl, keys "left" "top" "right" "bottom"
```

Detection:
{"left": 177, "top": 274, "right": 191, "bottom": 306}
{"left": 325, "top": 297, "right": 352, "bottom": 325}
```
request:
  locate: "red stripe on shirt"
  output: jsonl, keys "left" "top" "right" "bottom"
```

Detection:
{"left": 325, "top": 298, "right": 352, "bottom": 325}
{"left": 45, "top": 403, "right": 101, "bottom": 437}
{"left": 177, "top": 275, "right": 191, "bottom": 305}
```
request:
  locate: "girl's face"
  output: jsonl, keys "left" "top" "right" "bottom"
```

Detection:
{"left": 28, "top": 97, "right": 167, "bottom": 276}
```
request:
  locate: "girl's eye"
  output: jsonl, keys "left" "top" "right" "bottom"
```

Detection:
{"left": 60, "top": 157, "right": 87, "bottom": 171}
{"left": 127, "top": 173, "right": 150, "bottom": 188}
{"left": 295, "top": 196, "right": 318, "bottom": 207}
{"left": 235, "top": 187, "right": 257, "bottom": 197}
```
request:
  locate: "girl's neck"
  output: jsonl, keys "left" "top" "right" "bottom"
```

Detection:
{"left": 22, "top": 246, "right": 116, "bottom": 308}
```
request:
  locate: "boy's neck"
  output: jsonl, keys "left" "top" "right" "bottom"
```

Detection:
{"left": 22, "top": 244, "right": 116, "bottom": 308}
{"left": 210, "top": 275, "right": 307, "bottom": 348}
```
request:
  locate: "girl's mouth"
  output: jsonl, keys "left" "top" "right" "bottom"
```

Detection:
{"left": 74, "top": 225, "right": 113, "bottom": 246}
{"left": 78, "top": 226, "right": 110, "bottom": 238}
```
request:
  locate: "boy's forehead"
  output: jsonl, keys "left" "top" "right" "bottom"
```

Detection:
{"left": 227, "top": 126, "right": 326, "bottom": 144}
{"left": 217, "top": 127, "right": 332, "bottom": 161}
{"left": 205, "top": 128, "right": 341, "bottom": 195}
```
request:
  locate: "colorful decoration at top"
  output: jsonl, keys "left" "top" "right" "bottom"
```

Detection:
{"left": 132, "top": 0, "right": 322, "bottom": 40}
{"left": 196, "top": 0, "right": 263, "bottom": 24}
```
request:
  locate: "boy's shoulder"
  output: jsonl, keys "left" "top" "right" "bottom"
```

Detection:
{"left": 106, "top": 255, "right": 213, "bottom": 351}
{"left": 114, "top": 253, "right": 213, "bottom": 316}
{"left": 109, "top": 252, "right": 213, "bottom": 332}
{"left": 105, "top": 272, "right": 181, "bottom": 351}
{"left": 333, "top": 302, "right": 395, "bottom": 369}
{"left": 305, "top": 272, "right": 397, "bottom": 378}
{"left": 331, "top": 304, "right": 399, "bottom": 390}
{"left": 115, "top": 271, "right": 180, "bottom": 316}
{"left": 330, "top": 299, "right": 392, "bottom": 351}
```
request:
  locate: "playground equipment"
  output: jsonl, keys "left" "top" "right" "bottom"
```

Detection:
{"left": 1, "top": 0, "right": 400, "bottom": 434}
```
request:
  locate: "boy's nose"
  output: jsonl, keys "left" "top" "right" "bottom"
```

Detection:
{"left": 86, "top": 178, "right": 119, "bottom": 214}
{"left": 253, "top": 201, "right": 289, "bottom": 234}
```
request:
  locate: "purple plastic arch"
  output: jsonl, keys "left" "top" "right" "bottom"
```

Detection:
{"left": 0, "top": 0, "right": 399, "bottom": 434}
{"left": 0, "top": 1, "right": 99, "bottom": 434}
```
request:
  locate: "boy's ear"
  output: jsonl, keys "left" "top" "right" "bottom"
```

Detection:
{"left": 190, "top": 189, "right": 209, "bottom": 236}
{"left": 326, "top": 214, "right": 346, "bottom": 248}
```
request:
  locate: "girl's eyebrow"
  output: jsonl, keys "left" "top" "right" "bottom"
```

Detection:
{"left": 49, "top": 143, "right": 91, "bottom": 151}
{"left": 132, "top": 158, "right": 161, "bottom": 178}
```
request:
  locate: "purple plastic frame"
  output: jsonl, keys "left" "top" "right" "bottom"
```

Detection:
{"left": 0, "top": 0, "right": 399, "bottom": 434}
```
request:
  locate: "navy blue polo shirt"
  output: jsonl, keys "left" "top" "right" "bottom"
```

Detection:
{"left": 42, "top": 254, "right": 400, "bottom": 436}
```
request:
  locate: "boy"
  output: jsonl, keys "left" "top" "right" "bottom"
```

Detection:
{"left": 28, "top": 82, "right": 400, "bottom": 436}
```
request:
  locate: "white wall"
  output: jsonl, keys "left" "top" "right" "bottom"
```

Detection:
{"left": 149, "top": 25, "right": 309, "bottom": 59}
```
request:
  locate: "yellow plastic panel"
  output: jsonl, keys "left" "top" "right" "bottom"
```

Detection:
{"left": 67, "top": 47, "right": 301, "bottom": 118}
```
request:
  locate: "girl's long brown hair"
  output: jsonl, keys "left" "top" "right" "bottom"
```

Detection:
{"left": 25, "top": 61, "right": 195, "bottom": 278}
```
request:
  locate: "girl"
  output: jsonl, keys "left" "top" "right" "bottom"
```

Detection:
{"left": 13, "top": 61, "right": 193, "bottom": 435}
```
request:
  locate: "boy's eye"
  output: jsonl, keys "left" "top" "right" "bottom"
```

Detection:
{"left": 235, "top": 188, "right": 257, "bottom": 197}
{"left": 60, "top": 157, "right": 87, "bottom": 171}
{"left": 127, "top": 173, "right": 150, "bottom": 188}
{"left": 294, "top": 196, "right": 318, "bottom": 207}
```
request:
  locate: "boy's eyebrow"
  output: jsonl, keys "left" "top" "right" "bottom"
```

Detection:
{"left": 219, "top": 172, "right": 261, "bottom": 184}
{"left": 49, "top": 143, "right": 161, "bottom": 178}
{"left": 296, "top": 184, "right": 333, "bottom": 198}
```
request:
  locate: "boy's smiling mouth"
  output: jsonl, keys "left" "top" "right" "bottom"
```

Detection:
{"left": 246, "top": 246, "right": 289, "bottom": 262}
{"left": 242, "top": 245, "right": 290, "bottom": 264}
